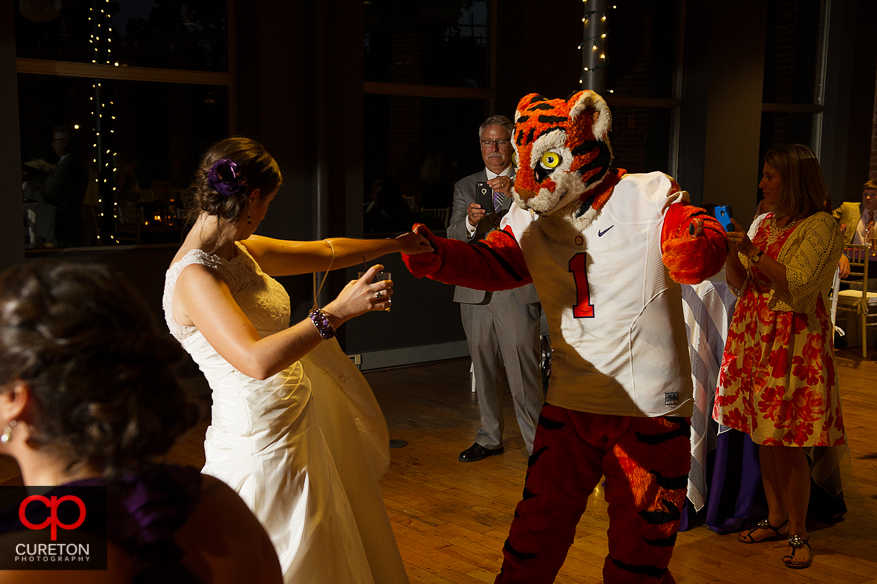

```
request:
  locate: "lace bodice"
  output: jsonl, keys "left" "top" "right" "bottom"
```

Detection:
{"left": 163, "top": 242, "right": 291, "bottom": 341}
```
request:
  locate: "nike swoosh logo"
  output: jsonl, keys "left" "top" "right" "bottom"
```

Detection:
{"left": 598, "top": 225, "right": 614, "bottom": 237}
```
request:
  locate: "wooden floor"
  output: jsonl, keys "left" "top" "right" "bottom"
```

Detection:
{"left": 365, "top": 349, "right": 877, "bottom": 584}
{"left": 1, "top": 348, "right": 875, "bottom": 583}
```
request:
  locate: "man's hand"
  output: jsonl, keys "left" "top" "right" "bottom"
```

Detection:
{"left": 838, "top": 254, "right": 850, "bottom": 279}
{"left": 487, "top": 175, "right": 513, "bottom": 196}
{"left": 467, "top": 202, "right": 487, "bottom": 226}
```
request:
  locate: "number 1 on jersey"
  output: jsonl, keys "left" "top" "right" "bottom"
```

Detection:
{"left": 569, "top": 253, "right": 594, "bottom": 318}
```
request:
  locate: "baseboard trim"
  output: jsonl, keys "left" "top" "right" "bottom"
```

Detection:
{"left": 354, "top": 341, "right": 470, "bottom": 371}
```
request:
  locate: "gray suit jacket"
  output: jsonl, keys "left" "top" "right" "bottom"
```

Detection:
{"left": 446, "top": 169, "right": 540, "bottom": 304}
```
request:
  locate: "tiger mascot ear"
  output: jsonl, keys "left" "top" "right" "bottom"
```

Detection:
{"left": 568, "top": 90, "right": 611, "bottom": 142}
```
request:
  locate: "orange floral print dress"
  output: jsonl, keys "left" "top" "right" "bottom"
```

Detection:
{"left": 713, "top": 216, "right": 846, "bottom": 447}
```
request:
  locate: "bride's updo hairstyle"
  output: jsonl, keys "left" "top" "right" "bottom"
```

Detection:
{"left": 0, "top": 262, "right": 197, "bottom": 478}
{"left": 187, "top": 137, "right": 283, "bottom": 224}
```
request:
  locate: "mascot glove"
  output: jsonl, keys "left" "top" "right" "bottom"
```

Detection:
{"left": 661, "top": 202, "right": 727, "bottom": 285}
{"left": 402, "top": 223, "right": 442, "bottom": 278}
{"left": 663, "top": 236, "right": 727, "bottom": 284}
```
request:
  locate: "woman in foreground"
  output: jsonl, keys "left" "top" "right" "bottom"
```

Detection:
{"left": 164, "top": 137, "right": 430, "bottom": 583}
{"left": 0, "top": 262, "right": 282, "bottom": 584}
{"left": 715, "top": 144, "right": 846, "bottom": 570}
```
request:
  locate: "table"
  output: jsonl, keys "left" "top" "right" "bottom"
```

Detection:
{"left": 680, "top": 273, "right": 737, "bottom": 515}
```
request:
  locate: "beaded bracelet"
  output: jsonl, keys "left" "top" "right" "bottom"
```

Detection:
{"left": 309, "top": 308, "right": 336, "bottom": 340}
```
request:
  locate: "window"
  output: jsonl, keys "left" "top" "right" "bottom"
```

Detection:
{"left": 363, "top": 0, "right": 492, "bottom": 235}
{"left": 363, "top": 94, "right": 487, "bottom": 233}
{"left": 602, "top": 1, "right": 683, "bottom": 176}
{"left": 15, "top": 0, "right": 228, "bottom": 70}
{"left": 365, "top": 0, "right": 489, "bottom": 88}
{"left": 756, "top": 0, "right": 827, "bottom": 208}
{"left": 16, "top": 0, "right": 231, "bottom": 249}
{"left": 758, "top": 0, "right": 826, "bottom": 156}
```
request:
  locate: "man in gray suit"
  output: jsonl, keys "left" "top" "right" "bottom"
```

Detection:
{"left": 447, "top": 115, "right": 543, "bottom": 462}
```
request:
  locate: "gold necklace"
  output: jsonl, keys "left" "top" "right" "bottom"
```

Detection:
{"left": 765, "top": 214, "right": 804, "bottom": 246}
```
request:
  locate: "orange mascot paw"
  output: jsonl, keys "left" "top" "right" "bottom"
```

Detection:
{"left": 661, "top": 202, "right": 727, "bottom": 284}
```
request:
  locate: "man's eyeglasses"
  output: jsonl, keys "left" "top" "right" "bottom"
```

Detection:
{"left": 481, "top": 139, "right": 510, "bottom": 147}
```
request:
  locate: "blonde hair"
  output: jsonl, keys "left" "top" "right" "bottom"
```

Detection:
{"left": 763, "top": 144, "right": 828, "bottom": 220}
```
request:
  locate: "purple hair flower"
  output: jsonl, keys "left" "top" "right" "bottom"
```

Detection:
{"left": 207, "top": 159, "right": 247, "bottom": 197}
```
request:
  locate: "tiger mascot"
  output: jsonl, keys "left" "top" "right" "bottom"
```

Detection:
{"left": 403, "top": 90, "right": 727, "bottom": 583}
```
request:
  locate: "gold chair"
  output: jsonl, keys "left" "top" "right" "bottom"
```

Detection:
{"left": 834, "top": 244, "right": 877, "bottom": 358}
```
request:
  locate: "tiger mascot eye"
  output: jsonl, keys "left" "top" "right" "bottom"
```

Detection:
{"left": 403, "top": 90, "right": 728, "bottom": 584}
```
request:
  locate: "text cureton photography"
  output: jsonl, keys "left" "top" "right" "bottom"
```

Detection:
{"left": 14, "top": 542, "right": 91, "bottom": 562}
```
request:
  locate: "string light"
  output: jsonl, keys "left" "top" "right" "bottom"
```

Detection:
{"left": 90, "top": 0, "right": 119, "bottom": 241}
{"left": 580, "top": 4, "right": 613, "bottom": 90}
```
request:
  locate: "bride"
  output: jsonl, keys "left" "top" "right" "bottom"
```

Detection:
{"left": 163, "top": 137, "right": 430, "bottom": 583}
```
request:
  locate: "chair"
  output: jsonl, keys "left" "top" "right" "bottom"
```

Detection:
{"left": 420, "top": 207, "right": 451, "bottom": 229}
{"left": 829, "top": 266, "right": 845, "bottom": 340}
{"left": 114, "top": 203, "right": 143, "bottom": 245}
{"left": 834, "top": 244, "right": 877, "bottom": 358}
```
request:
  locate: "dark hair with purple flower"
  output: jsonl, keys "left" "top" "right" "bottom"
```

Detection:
{"left": 207, "top": 159, "right": 247, "bottom": 197}
{"left": 186, "top": 138, "right": 282, "bottom": 224}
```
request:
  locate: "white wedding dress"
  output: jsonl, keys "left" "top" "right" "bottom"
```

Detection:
{"left": 163, "top": 242, "right": 408, "bottom": 584}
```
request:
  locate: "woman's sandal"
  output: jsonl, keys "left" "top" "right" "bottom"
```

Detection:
{"left": 783, "top": 535, "right": 812, "bottom": 569}
{"left": 738, "top": 518, "right": 789, "bottom": 543}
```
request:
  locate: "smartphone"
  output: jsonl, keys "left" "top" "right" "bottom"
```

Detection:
{"left": 475, "top": 181, "right": 494, "bottom": 213}
{"left": 715, "top": 205, "right": 734, "bottom": 232}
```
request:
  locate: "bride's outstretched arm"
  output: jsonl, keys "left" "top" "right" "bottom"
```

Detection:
{"left": 173, "top": 262, "right": 391, "bottom": 380}
{"left": 241, "top": 233, "right": 432, "bottom": 277}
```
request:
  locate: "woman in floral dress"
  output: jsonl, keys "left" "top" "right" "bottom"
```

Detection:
{"left": 715, "top": 144, "right": 845, "bottom": 570}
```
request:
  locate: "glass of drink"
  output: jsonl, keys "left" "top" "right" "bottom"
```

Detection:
{"left": 358, "top": 270, "right": 392, "bottom": 312}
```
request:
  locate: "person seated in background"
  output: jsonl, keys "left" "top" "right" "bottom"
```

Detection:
{"left": 833, "top": 179, "right": 877, "bottom": 284}
{"left": 0, "top": 262, "right": 282, "bottom": 584}
{"left": 22, "top": 124, "right": 90, "bottom": 247}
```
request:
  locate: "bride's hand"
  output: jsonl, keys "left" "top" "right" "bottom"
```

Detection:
{"left": 323, "top": 264, "right": 392, "bottom": 324}
{"left": 395, "top": 231, "right": 433, "bottom": 255}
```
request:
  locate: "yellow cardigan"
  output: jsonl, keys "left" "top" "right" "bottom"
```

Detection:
{"left": 737, "top": 212, "right": 842, "bottom": 314}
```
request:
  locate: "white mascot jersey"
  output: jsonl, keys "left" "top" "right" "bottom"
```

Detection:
{"left": 503, "top": 172, "right": 694, "bottom": 418}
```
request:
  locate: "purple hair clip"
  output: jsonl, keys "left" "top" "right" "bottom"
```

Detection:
{"left": 207, "top": 159, "right": 247, "bottom": 197}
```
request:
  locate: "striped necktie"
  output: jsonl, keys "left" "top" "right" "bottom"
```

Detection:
{"left": 493, "top": 191, "right": 506, "bottom": 211}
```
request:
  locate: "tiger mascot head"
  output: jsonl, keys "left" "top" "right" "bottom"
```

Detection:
{"left": 512, "top": 91, "right": 615, "bottom": 217}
